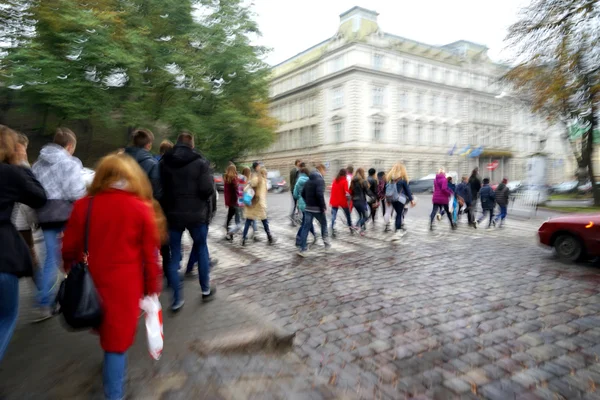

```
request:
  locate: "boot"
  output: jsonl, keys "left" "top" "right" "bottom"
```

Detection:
{"left": 268, "top": 235, "right": 277, "bottom": 245}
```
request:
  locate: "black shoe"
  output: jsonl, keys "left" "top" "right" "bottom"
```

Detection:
{"left": 242, "top": 238, "right": 247, "bottom": 246}
{"left": 268, "top": 236, "right": 277, "bottom": 245}
{"left": 202, "top": 286, "right": 217, "bottom": 303}
{"left": 451, "top": 223, "right": 458, "bottom": 230}
{"left": 429, "top": 223, "right": 434, "bottom": 231}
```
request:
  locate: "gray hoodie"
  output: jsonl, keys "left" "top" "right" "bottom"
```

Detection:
{"left": 32, "top": 144, "right": 86, "bottom": 224}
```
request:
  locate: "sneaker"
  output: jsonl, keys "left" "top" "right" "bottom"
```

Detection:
{"left": 289, "top": 216, "right": 297, "bottom": 226}
{"left": 324, "top": 241, "right": 332, "bottom": 250}
{"left": 297, "top": 250, "right": 308, "bottom": 258}
{"left": 331, "top": 228, "right": 337, "bottom": 238}
{"left": 436, "top": 213, "right": 442, "bottom": 221}
{"left": 210, "top": 258, "right": 219, "bottom": 267}
{"left": 451, "top": 223, "right": 458, "bottom": 230}
{"left": 184, "top": 270, "right": 198, "bottom": 280}
{"left": 171, "top": 299, "right": 185, "bottom": 312}
{"left": 359, "top": 229, "right": 366, "bottom": 237}
{"left": 391, "top": 230, "right": 404, "bottom": 242}
{"left": 384, "top": 223, "right": 391, "bottom": 232}
{"left": 202, "top": 286, "right": 217, "bottom": 303}
{"left": 268, "top": 236, "right": 277, "bottom": 245}
{"left": 242, "top": 238, "right": 247, "bottom": 246}
{"left": 474, "top": 221, "right": 479, "bottom": 229}
{"left": 225, "top": 234, "right": 233, "bottom": 242}
{"left": 32, "top": 307, "right": 54, "bottom": 323}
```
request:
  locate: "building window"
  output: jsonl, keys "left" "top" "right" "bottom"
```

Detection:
{"left": 398, "top": 90, "right": 407, "bottom": 110}
{"left": 373, "top": 54, "right": 384, "bottom": 70}
{"left": 372, "top": 86, "right": 385, "bottom": 107}
{"left": 333, "top": 122, "right": 344, "bottom": 143}
{"left": 399, "top": 120, "right": 408, "bottom": 143}
{"left": 430, "top": 95, "right": 437, "bottom": 115}
{"left": 402, "top": 60, "right": 410, "bottom": 75}
{"left": 332, "top": 87, "right": 344, "bottom": 109}
{"left": 415, "top": 93, "right": 422, "bottom": 112}
{"left": 426, "top": 123, "right": 434, "bottom": 144}
{"left": 373, "top": 121, "right": 384, "bottom": 142}
{"left": 417, "top": 123, "right": 423, "bottom": 145}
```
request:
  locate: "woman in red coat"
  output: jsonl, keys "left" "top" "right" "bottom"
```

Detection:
{"left": 62, "top": 154, "right": 163, "bottom": 400}
{"left": 329, "top": 168, "right": 352, "bottom": 237}
{"left": 223, "top": 164, "right": 239, "bottom": 240}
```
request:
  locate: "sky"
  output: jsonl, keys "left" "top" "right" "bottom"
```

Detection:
{"left": 251, "top": 0, "right": 529, "bottom": 66}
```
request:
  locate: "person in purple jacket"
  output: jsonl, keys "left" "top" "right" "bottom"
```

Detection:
{"left": 429, "top": 168, "right": 457, "bottom": 231}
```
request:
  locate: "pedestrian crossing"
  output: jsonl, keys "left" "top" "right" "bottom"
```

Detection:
{"left": 204, "top": 210, "right": 543, "bottom": 262}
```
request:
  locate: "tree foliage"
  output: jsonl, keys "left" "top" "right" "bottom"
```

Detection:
{"left": 0, "top": 0, "right": 276, "bottom": 168}
{"left": 503, "top": 0, "right": 600, "bottom": 204}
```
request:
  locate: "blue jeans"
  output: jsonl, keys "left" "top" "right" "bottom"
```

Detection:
{"left": 391, "top": 201, "right": 406, "bottom": 231}
{"left": 300, "top": 211, "right": 328, "bottom": 251}
{"left": 354, "top": 201, "right": 368, "bottom": 229}
{"left": 103, "top": 352, "right": 127, "bottom": 400}
{"left": 495, "top": 206, "right": 508, "bottom": 221}
{"left": 331, "top": 207, "right": 352, "bottom": 230}
{"left": 0, "top": 273, "right": 19, "bottom": 363}
{"left": 169, "top": 224, "right": 211, "bottom": 299}
{"left": 38, "top": 227, "right": 63, "bottom": 307}
{"left": 295, "top": 211, "right": 315, "bottom": 246}
{"left": 243, "top": 218, "right": 270, "bottom": 239}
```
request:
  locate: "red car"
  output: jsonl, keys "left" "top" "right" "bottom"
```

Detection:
{"left": 538, "top": 214, "right": 600, "bottom": 261}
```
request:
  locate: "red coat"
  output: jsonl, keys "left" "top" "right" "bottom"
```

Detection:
{"left": 62, "top": 190, "right": 162, "bottom": 353}
{"left": 223, "top": 177, "right": 238, "bottom": 208}
{"left": 329, "top": 177, "right": 350, "bottom": 208}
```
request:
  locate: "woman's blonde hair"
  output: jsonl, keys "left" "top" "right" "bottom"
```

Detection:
{"left": 0, "top": 125, "right": 18, "bottom": 164}
{"left": 89, "top": 154, "right": 167, "bottom": 243}
{"left": 387, "top": 163, "right": 409, "bottom": 182}
{"left": 224, "top": 164, "right": 237, "bottom": 184}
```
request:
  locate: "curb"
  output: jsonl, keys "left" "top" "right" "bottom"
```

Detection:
{"left": 190, "top": 327, "right": 296, "bottom": 356}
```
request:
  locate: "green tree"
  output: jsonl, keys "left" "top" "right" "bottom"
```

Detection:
{"left": 0, "top": 0, "right": 276, "bottom": 168}
{"left": 504, "top": 0, "right": 600, "bottom": 205}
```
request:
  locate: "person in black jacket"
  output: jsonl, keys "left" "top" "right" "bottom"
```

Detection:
{"left": 124, "top": 129, "right": 162, "bottom": 200}
{"left": 350, "top": 168, "right": 375, "bottom": 234}
{"left": 468, "top": 168, "right": 482, "bottom": 201}
{"left": 298, "top": 164, "right": 330, "bottom": 256}
{"left": 160, "top": 132, "right": 216, "bottom": 311}
{"left": 0, "top": 125, "right": 47, "bottom": 362}
{"left": 367, "top": 168, "right": 379, "bottom": 224}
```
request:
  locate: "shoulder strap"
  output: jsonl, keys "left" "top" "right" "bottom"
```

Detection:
{"left": 84, "top": 197, "right": 94, "bottom": 256}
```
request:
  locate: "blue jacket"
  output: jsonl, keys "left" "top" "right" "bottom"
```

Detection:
{"left": 293, "top": 174, "right": 309, "bottom": 211}
{"left": 456, "top": 182, "right": 472, "bottom": 204}
{"left": 479, "top": 185, "right": 496, "bottom": 210}
{"left": 448, "top": 182, "right": 456, "bottom": 193}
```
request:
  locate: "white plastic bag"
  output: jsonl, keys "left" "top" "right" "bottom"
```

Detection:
{"left": 139, "top": 295, "right": 163, "bottom": 360}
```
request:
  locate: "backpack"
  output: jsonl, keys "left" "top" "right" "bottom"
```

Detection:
{"left": 385, "top": 180, "right": 407, "bottom": 204}
{"left": 385, "top": 180, "right": 400, "bottom": 202}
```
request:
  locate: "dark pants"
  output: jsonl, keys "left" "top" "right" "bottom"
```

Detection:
{"left": 392, "top": 201, "right": 406, "bottom": 231}
{"left": 478, "top": 209, "right": 495, "bottom": 227}
{"left": 290, "top": 195, "right": 298, "bottom": 217}
{"left": 296, "top": 211, "right": 315, "bottom": 246}
{"left": 0, "top": 272, "right": 18, "bottom": 362}
{"left": 331, "top": 207, "right": 352, "bottom": 230}
{"left": 354, "top": 200, "right": 368, "bottom": 229}
{"left": 463, "top": 202, "right": 474, "bottom": 225}
{"left": 369, "top": 202, "right": 378, "bottom": 223}
{"left": 381, "top": 201, "right": 386, "bottom": 218}
{"left": 300, "top": 211, "right": 328, "bottom": 251}
{"left": 243, "top": 219, "right": 271, "bottom": 239}
{"left": 225, "top": 206, "right": 240, "bottom": 232}
{"left": 430, "top": 204, "right": 453, "bottom": 225}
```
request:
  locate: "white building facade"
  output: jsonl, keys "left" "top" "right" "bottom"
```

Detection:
{"left": 249, "top": 7, "right": 574, "bottom": 183}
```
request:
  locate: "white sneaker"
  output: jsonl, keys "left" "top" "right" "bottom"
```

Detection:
{"left": 436, "top": 213, "right": 442, "bottom": 221}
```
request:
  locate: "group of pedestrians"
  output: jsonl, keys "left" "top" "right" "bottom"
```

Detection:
{"left": 0, "top": 124, "right": 221, "bottom": 399}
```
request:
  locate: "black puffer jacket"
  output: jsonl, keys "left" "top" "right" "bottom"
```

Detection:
{"left": 0, "top": 164, "right": 47, "bottom": 277}
{"left": 160, "top": 144, "right": 215, "bottom": 229}
{"left": 302, "top": 171, "right": 326, "bottom": 213}
{"left": 125, "top": 146, "right": 162, "bottom": 200}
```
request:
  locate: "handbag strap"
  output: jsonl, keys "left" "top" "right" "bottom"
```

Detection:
{"left": 83, "top": 197, "right": 94, "bottom": 258}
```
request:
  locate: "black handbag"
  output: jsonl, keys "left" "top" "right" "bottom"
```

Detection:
{"left": 56, "top": 198, "right": 103, "bottom": 330}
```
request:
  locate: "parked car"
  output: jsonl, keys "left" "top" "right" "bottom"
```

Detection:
{"left": 551, "top": 181, "right": 579, "bottom": 194}
{"left": 269, "top": 176, "right": 289, "bottom": 193}
{"left": 409, "top": 178, "right": 434, "bottom": 193}
{"left": 213, "top": 174, "right": 224, "bottom": 191}
{"left": 538, "top": 214, "right": 600, "bottom": 261}
{"left": 577, "top": 181, "right": 599, "bottom": 194}
{"left": 506, "top": 180, "right": 522, "bottom": 192}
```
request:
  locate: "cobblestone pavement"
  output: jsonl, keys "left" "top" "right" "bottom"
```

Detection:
{"left": 3, "top": 193, "right": 600, "bottom": 400}
{"left": 205, "top": 193, "right": 600, "bottom": 400}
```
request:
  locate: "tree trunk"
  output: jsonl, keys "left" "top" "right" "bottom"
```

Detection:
{"left": 587, "top": 108, "right": 600, "bottom": 206}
